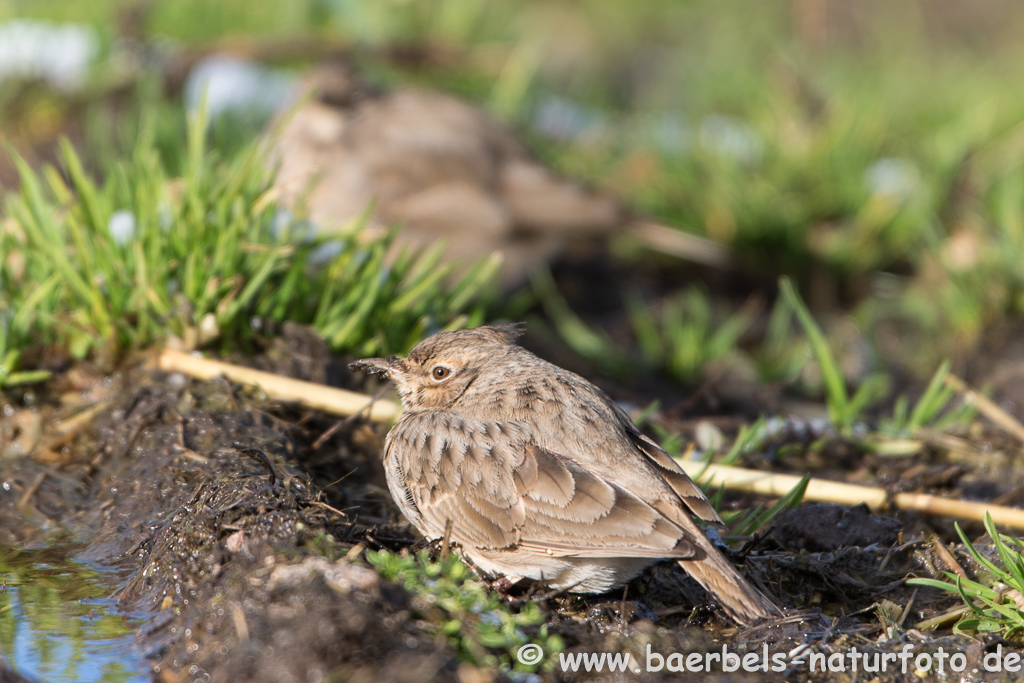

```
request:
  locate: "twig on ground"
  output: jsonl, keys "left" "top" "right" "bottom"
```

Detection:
{"left": 944, "top": 374, "right": 1024, "bottom": 445}
{"left": 679, "top": 460, "right": 1024, "bottom": 529}
{"left": 930, "top": 536, "right": 968, "bottom": 579}
{"left": 157, "top": 349, "right": 399, "bottom": 423}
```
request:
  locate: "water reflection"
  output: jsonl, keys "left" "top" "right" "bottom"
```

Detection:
{"left": 0, "top": 545, "right": 147, "bottom": 682}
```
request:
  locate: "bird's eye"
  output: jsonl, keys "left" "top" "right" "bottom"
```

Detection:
{"left": 431, "top": 366, "right": 450, "bottom": 380}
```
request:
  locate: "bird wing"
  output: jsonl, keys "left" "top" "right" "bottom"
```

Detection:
{"left": 626, "top": 429, "right": 723, "bottom": 525}
{"left": 387, "top": 411, "right": 696, "bottom": 559}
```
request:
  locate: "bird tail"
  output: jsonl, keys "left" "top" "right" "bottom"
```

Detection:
{"left": 678, "top": 548, "right": 781, "bottom": 627}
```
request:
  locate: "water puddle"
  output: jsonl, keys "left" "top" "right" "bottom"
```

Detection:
{"left": 0, "top": 544, "right": 148, "bottom": 682}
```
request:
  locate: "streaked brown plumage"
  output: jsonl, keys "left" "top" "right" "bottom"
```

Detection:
{"left": 349, "top": 324, "right": 780, "bottom": 625}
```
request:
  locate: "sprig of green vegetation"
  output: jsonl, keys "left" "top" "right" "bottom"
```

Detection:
{"left": 755, "top": 292, "right": 809, "bottom": 384}
{"left": 721, "top": 474, "right": 809, "bottom": 538}
{"left": 716, "top": 416, "right": 770, "bottom": 466}
{"left": 779, "top": 277, "right": 889, "bottom": 433}
{"left": 365, "top": 549, "right": 563, "bottom": 672}
{"left": 0, "top": 337, "right": 52, "bottom": 388}
{"left": 627, "top": 287, "right": 755, "bottom": 384}
{"left": 779, "top": 278, "right": 976, "bottom": 442}
{"left": 532, "top": 268, "right": 752, "bottom": 383}
{"left": 880, "top": 360, "right": 977, "bottom": 437}
{"left": 0, "top": 106, "right": 497, "bottom": 385}
{"left": 909, "top": 514, "right": 1024, "bottom": 639}
{"left": 529, "top": 268, "right": 627, "bottom": 374}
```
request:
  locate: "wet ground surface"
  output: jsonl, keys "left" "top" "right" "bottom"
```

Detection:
{"left": 1, "top": 325, "right": 1023, "bottom": 681}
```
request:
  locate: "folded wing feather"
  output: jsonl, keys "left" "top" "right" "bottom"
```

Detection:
{"left": 389, "top": 412, "right": 696, "bottom": 559}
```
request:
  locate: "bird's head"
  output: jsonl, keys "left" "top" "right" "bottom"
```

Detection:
{"left": 348, "top": 324, "right": 525, "bottom": 410}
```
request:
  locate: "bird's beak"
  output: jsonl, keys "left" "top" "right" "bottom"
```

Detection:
{"left": 348, "top": 355, "right": 407, "bottom": 379}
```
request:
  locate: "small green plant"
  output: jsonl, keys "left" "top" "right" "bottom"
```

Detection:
{"left": 755, "top": 292, "right": 809, "bottom": 384}
{"left": 529, "top": 268, "right": 627, "bottom": 374}
{"left": 779, "top": 277, "right": 889, "bottom": 433}
{"left": 366, "top": 549, "right": 564, "bottom": 672}
{"left": 0, "top": 330, "right": 52, "bottom": 389}
{"left": 627, "top": 286, "right": 755, "bottom": 384}
{"left": 909, "top": 514, "right": 1024, "bottom": 639}
{"left": 879, "top": 360, "right": 977, "bottom": 437}
{"left": 532, "top": 268, "right": 753, "bottom": 383}
{"left": 720, "top": 474, "right": 809, "bottom": 538}
{"left": 716, "top": 416, "right": 770, "bottom": 466}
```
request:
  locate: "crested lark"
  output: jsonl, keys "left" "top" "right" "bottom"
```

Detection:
{"left": 350, "top": 324, "right": 779, "bottom": 625}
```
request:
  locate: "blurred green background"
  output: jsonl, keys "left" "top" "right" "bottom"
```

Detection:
{"left": 4, "top": 0, "right": 1024, "bottom": 397}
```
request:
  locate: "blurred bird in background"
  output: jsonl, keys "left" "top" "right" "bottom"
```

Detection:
{"left": 267, "top": 59, "right": 729, "bottom": 286}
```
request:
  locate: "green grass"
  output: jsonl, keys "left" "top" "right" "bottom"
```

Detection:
{"left": 529, "top": 267, "right": 626, "bottom": 375}
{"left": 879, "top": 360, "right": 977, "bottom": 438}
{"left": 0, "top": 101, "right": 498, "bottom": 386}
{"left": 531, "top": 267, "right": 756, "bottom": 384}
{"left": 645, "top": 419, "right": 808, "bottom": 538}
{"left": 909, "top": 514, "right": 1024, "bottom": 640}
{"left": 716, "top": 417, "right": 771, "bottom": 466}
{"left": 532, "top": 268, "right": 971, "bottom": 445}
{"left": 778, "top": 277, "right": 978, "bottom": 443}
{"left": 754, "top": 290, "right": 809, "bottom": 384}
{"left": 628, "top": 286, "right": 756, "bottom": 384}
{"left": 780, "top": 277, "right": 889, "bottom": 432}
{"left": 719, "top": 473, "right": 809, "bottom": 539}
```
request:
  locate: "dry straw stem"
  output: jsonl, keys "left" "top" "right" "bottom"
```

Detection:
{"left": 944, "top": 373, "right": 1024, "bottom": 446}
{"left": 676, "top": 461, "right": 1024, "bottom": 529}
{"left": 157, "top": 349, "right": 400, "bottom": 423}
{"left": 157, "top": 349, "right": 1024, "bottom": 528}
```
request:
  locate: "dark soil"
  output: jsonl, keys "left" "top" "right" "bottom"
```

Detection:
{"left": 1, "top": 325, "right": 1022, "bottom": 682}
{"left": 769, "top": 503, "right": 902, "bottom": 552}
